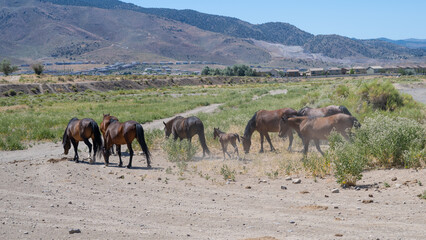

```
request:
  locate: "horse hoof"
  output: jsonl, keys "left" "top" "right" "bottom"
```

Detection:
{"left": 147, "top": 165, "right": 152, "bottom": 169}
{"left": 126, "top": 165, "right": 132, "bottom": 169}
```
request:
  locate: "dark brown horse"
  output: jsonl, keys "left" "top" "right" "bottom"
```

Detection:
{"left": 62, "top": 118, "right": 103, "bottom": 163}
{"left": 100, "top": 114, "right": 118, "bottom": 154}
{"left": 102, "top": 115, "right": 151, "bottom": 168}
{"left": 297, "top": 105, "right": 352, "bottom": 117}
{"left": 213, "top": 127, "right": 240, "bottom": 160}
{"left": 242, "top": 108, "right": 298, "bottom": 154}
{"left": 163, "top": 116, "right": 210, "bottom": 157}
{"left": 278, "top": 113, "right": 361, "bottom": 156}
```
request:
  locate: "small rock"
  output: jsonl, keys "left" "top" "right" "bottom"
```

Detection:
{"left": 258, "top": 180, "right": 267, "bottom": 184}
{"left": 280, "top": 186, "right": 287, "bottom": 190}
{"left": 24, "top": 232, "right": 28, "bottom": 234}
{"left": 334, "top": 206, "right": 339, "bottom": 209}
{"left": 292, "top": 179, "right": 301, "bottom": 184}
{"left": 285, "top": 177, "right": 292, "bottom": 181}
{"left": 68, "top": 201, "right": 72, "bottom": 204}
{"left": 331, "top": 188, "right": 339, "bottom": 193}
{"left": 355, "top": 187, "right": 360, "bottom": 191}
{"left": 245, "top": 186, "right": 252, "bottom": 189}
{"left": 289, "top": 220, "right": 295, "bottom": 224}
{"left": 335, "top": 233, "right": 343, "bottom": 237}
{"left": 369, "top": 194, "right": 374, "bottom": 198}
{"left": 157, "top": 177, "right": 162, "bottom": 181}
{"left": 356, "top": 207, "right": 361, "bottom": 210}
{"left": 362, "top": 199, "right": 373, "bottom": 204}
{"left": 324, "top": 195, "right": 329, "bottom": 198}
{"left": 391, "top": 177, "right": 397, "bottom": 181}
{"left": 69, "top": 229, "right": 81, "bottom": 234}
{"left": 395, "top": 184, "right": 401, "bottom": 188}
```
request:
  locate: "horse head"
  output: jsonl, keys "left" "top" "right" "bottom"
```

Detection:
{"left": 241, "top": 136, "right": 251, "bottom": 154}
{"left": 163, "top": 121, "right": 172, "bottom": 138}
{"left": 213, "top": 127, "right": 219, "bottom": 139}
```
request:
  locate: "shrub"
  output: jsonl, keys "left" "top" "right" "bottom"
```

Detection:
{"left": 31, "top": 63, "right": 44, "bottom": 75}
{"left": 162, "top": 138, "right": 197, "bottom": 162}
{"left": 220, "top": 164, "right": 236, "bottom": 181}
{"left": 327, "top": 131, "right": 368, "bottom": 186}
{"left": 355, "top": 115, "right": 425, "bottom": 167}
{"left": 335, "top": 84, "right": 350, "bottom": 98}
{"left": 0, "top": 59, "right": 19, "bottom": 76}
{"left": 360, "top": 80, "right": 403, "bottom": 111}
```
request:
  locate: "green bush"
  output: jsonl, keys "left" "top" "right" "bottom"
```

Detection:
{"left": 162, "top": 138, "right": 197, "bottom": 162}
{"left": 327, "top": 133, "right": 368, "bottom": 186}
{"left": 355, "top": 115, "right": 425, "bottom": 167}
{"left": 360, "top": 80, "right": 403, "bottom": 111}
{"left": 335, "top": 84, "right": 350, "bottom": 98}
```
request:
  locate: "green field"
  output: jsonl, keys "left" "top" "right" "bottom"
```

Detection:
{"left": 1, "top": 75, "right": 425, "bottom": 184}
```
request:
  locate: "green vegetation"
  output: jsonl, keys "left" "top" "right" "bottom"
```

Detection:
{"left": 31, "top": 63, "right": 45, "bottom": 75}
{"left": 202, "top": 64, "right": 256, "bottom": 76}
{"left": 0, "top": 59, "right": 19, "bottom": 76}
{"left": 220, "top": 164, "right": 236, "bottom": 181}
{"left": 162, "top": 138, "right": 197, "bottom": 162}
{"left": 0, "top": 75, "right": 425, "bottom": 186}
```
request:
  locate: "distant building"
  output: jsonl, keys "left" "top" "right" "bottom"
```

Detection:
{"left": 352, "top": 66, "right": 367, "bottom": 74}
{"left": 307, "top": 68, "right": 325, "bottom": 76}
{"left": 366, "top": 66, "right": 383, "bottom": 74}
{"left": 286, "top": 69, "right": 300, "bottom": 77}
{"left": 327, "top": 67, "right": 342, "bottom": 75}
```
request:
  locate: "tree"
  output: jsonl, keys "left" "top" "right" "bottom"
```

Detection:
{"left": 349, "top": 68, "right": 354, "bottom": 75}
{"left": 31, "top": 63, "right": 45, "bottom": 75}
{"left": 0, "top": 59, "right": 19, "bottom": 76}
{"left": 201, "top": 66, "right": 210, "bottom": 75}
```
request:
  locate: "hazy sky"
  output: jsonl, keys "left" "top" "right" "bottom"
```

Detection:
{"left": 122, "top": 0, "right": 426, "bottom": 40}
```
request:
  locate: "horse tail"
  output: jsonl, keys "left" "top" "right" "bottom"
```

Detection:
{"left": 90, "top": 120, "right": 103, "bottom": 157}
{"left": 235, "top": 134, "right": 240, "bottom": 142}
{"left": 135, "top": 123, "right": 151, "bottom": 166}
{"left": 353, "top": 117, "right": 361, "bottom": 129}
{"left": 339, "top": 105, "right": 352, "bottom": 116}
{"left": 198, "top": 124, "right": 210, "bottom": 155}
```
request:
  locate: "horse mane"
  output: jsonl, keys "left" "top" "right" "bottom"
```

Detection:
{"left": 244, "top": 112, "right": 257, "bottom": 137}
{"left": 297, "top": 106, "right": 311, "bottom": 116}
{"left": 339, "top": 105, "right": 352, "bottom": 116}
{"left": 62, "top": 118, "right": 78, "bottom": 145}
{"left": 109, "top": 118, "right": 119, "bottom": 124}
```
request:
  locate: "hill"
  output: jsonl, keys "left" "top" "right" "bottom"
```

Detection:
{"left": 0, "top": 0, "right": 425, "bottom": 66}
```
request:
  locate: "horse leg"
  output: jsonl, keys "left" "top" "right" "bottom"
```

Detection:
{"left": 116, "top": 145, "right": 123, "bottom": 167}
{"left": 314, "top": 139, "right": 324, "bottom": 156}
{"left": 302, "top": 138, "right": 310, "bottom": 156}
{"left": 341, "top": 131, "right": 351, "bottom": 141}
{"left": 220, "top": 141, "right": 226, "bottom": 160}
{"left": 232, "top": 141, "right": 240, "bottom": 160}
{"left": 287, "top": 130, "right": 294, "bottom": 152}
{"left": 265, "top": 132, "right": 275, "bottom": 152}
{"left": 259, "top": 133, "right": 264, "bottom": 153}
{"left": 224, "top": 143, "right": 231, "bottom": 160}
{"left": 71, "top": 139, "right": 79, "bottom": 163}
{"left": 126, "top": 142, "right": 134, "bottom": 168}
{"left": 83, "top": 138, "right": 93, "bottom": 162}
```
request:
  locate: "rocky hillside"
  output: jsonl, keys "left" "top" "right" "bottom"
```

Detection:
{"left": 0, "top": 0, "right": 425, "bottom": 65}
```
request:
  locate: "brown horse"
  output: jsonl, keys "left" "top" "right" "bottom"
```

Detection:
{"left": 213, "top": 127, "right": 240, "bottom": 160}
{"left": 278, "top": 113, "right": 361, "bottom": 156}
{"left": 241, "top": 108, "right": 298, "bottom": 154}
{"left": 297, "top": 105, "right": 352, "bottom": 117}
{"left": 102, "top": 115, "right": 151, "bottom": 168}
{"left": 62, "top": 118, "right": 103, "bottom": 163}
{"left": 163, "top": 116, "right": 210, "bottom": 157}
{"left": 100, "top": 114, "right": 118, "bottom": 154}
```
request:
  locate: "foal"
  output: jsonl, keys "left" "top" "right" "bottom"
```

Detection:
{"left": 213, "top": 127, "right": 240, "bottom": 160}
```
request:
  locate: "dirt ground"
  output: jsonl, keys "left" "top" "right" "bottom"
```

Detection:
{"left": 1, "top": 138, "right": 425, "bottom": 240}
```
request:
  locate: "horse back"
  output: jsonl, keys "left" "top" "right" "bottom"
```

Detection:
{"left": 257, "top": 108, "right": 297, "bottom": 132}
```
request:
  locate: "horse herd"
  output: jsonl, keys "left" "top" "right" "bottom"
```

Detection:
{"left": 62, "top": 105, "right": 360, "bottom": 168}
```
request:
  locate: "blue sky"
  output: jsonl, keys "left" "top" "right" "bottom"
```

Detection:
{"left": 122, "top": 0, "right": 426, "bottom": 40}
